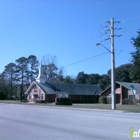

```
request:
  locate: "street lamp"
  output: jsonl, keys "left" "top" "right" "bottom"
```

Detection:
{"left": 95, "top": 42, "right": 116, "bottom": 110}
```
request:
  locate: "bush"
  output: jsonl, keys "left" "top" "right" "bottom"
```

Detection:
{"left": 35, "top": 100, "right": 47, "bottom": 103}
{"left": 0, "top": 92, "right": 6, "bottom": 100}
{"left": 20, "top": 100, "right": 27, "bottom": 103}
{"left": 137, "top": 100, "right": 140, "bottom": 104}
{"left": 56, "top": 98, "right": 72, "bottom": 105}
{"left": 107, "top": 97, "right": 111, "bottom": 104}
{"left": 122, "top": 98, "right": 136, "bottom": 105}
{"left": 99, "top": 96, "right": 108, "bottom": 104}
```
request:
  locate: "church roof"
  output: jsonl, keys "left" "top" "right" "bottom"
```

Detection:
{"left": 116, "top": 82, "right": 140, "bottom": 94}
{"left": 100, "top": 81, "right": 140, "bottom": 95}
{"left": 27, "top": 81, "right": 103, "bottom": 95}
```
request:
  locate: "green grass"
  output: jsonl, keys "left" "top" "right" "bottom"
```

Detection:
{"left": 0, "top": 100, "right": 21, "bottom": 104}
{"left": 72, "top": 104, "right": 140, "bottom": 112}
{"left": 0, "top": 100, "right": 140, "bottom": 112}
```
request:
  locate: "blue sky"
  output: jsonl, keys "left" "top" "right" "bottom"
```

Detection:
{"left": 0, "top": 0, "right": 140, "bottom": 77}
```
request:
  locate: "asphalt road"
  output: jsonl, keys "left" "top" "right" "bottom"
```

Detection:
{"left": 0, "top": 103, "right": 139, "bottom": 140}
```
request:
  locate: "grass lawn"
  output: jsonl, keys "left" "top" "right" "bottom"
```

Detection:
{"left": 72, "top": 104, "right": 140, "bottom": 112}
{"left": 0, "top": 100, "right": 140, "bottom": 112}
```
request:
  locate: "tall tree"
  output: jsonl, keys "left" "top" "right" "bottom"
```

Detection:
{"left": 130, "top": 30, "right": 140, "bottom": 82}
{"left": 63, "top": 76, "right": 74, "bottom": 83}
{"left": 108, "top": 63, "right": 133, "bottom": 82}
{"left": 4, "top": 63, "right": 17, "bottom": 98}
{"left": 16, "top": 57, "right": 28, "bottom": 100}
{"left": 76, "top": 71, "right": 88, "bottom": 84}
{"left": 86, "top": 73, "right": 101, "bottom": 84}
{"left": 0, "top": 72, "right": 8, "bottom": 98}
{"left": 42, "top": 55, "right": 64, "bottom": 82}
{"left": 46, "top": 63, "right": 58, "bottom": 82}
{"left": 27, "top": 55, "right": 38, "bottom": 83}
{"left": 56, "top": 68, "right": 64, "bottom": 82}
{"left": 98, "top": 74, "right": 110, "bottom": 90}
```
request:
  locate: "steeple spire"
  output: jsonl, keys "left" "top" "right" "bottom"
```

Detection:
{"left": 35, "top": 58, "right": 46, "bottom": 83}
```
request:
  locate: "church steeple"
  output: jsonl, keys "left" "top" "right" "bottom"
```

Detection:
{"left": 36, "top": 60, "right": 46, "bottom": 83}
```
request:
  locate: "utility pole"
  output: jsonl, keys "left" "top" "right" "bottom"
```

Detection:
{"left": 110, "top": 18, "right": 116, "bottom": 109}
{"left": 96, "top": 18, "right": 122, "bottom": 109}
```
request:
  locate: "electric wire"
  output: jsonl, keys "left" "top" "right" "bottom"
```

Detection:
{"left": 123, "top": 23, "right": 140, "bottom": 28}
{"left": 122, "top": 15, "right": 140, "bottom": 22}
{"left": 63, "top": 47, "right": 133, "bottom": 68}
{"left": 63, "top": 52, "right": 109, "bottom": 68}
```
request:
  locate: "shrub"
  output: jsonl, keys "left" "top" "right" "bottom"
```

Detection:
{"left": 0, "top": 92, "right": 6, "bottom": 100}
{"left": 35, "top": 100, "right": 47, "bottom": 103}
{"left": 56, "top": 98, "right": 72, "bottom": 105}
{"left": 137, "top": 100, "right": 140, "bottom": 104}
{"left": 107, "top": 96, "right": 111, "bottom": 104}
{"left": 20, "top": 100, "right": 27, "bottom": 103}
{"left": 99, "top": 96, "right": 108, "bottom": 104}
{"left": 122, "top": 98, "right": 136, "bottom": 105}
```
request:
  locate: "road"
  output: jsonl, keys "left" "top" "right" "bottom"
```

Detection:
{"left": 0, "top": 103, "right": 139, "bottom": 140}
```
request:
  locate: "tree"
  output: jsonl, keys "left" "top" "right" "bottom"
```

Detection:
{"left": 0, "top": 72, "right": 8, "bottom": 98}
{"left": 130, "top": 30, "right": 140, "bottom": 82}
{"left": 86, "top": 73, "right": 101, "bottom": 84}
{"left": 4, "top": 63, "right": 17, "bottom": 98}
{"left": 42, "top": 55, "right": 64, "bottom": 82}
{"left": 76, "top": 71, "right": 88, "bottom": 84}
{"left": 98, "top": 74, "right": 110, "bottom": 90}
{"left": 16, "top": 57, "right": 28, "bottom": 100}
{"left": 46, "top": 63, "right": 58, "bottom": 82}
{"left": 63, "top": 76, "right": 74, "bottom": 83}
{"left": 108, "top": 63, "right": 133, "bottom": 82}
{"left": 56, "top": 68, "right": 64, "bottom": 82}
{"left": 27, "top": 55, "right": 39, "bottom": 83}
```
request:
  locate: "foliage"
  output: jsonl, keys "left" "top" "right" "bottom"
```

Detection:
{"left": 42, "top": 55, "right": 64, "bottom": 82}
{"left": 20, "top": 100, "right": 28, "bottom": 103}
{"left": 108, "top": 63, "right": 133, "bottom": 82}
{"left": 99, "top": 96, "right": 108, "bottom": 104}
{"left": 27, "top": 55, "right": 39, "bottom": 83}
{"left": 3, "top": 63, "right": 17, "bottom": 98}
{"left": 0, "top": 92, "right": 6, "bottom": 100}
{"left": 0, "top": 55, "right": 39, "bottom": 100}
{"left": 16, "top": 57, "right": 28, "bottom": 100}
{"left": 35, "top": 100, "right": 47, "bottom": 103}
{"left": 76, "top": 72, "right": 109, "bottom": 90}
{"left": 86, "top": 73, "right": 101, "bottom": 84}
{"left": 76, "top": 71, "right": 88, "bottom": 84}
{"left": 56, "top": 98, "right": 72, "bottom": 105}
{"left": 122, "top": 98, "right": 135, "bottom": 105}
{"left": 0, "top": 72, "right": 8, "bottom": 97}
{"left": 63, "top": 76, "right": 75, "bottom": 83}
{"left": 98, "top": 74, "right": 110, "bottom": 90}
{"left": 130, "top": 31, "right": 140, "bottom": 82}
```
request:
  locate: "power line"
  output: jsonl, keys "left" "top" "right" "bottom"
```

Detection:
{"left": 63, "top": 52, "right": 109, "bottom": 68}
{"left": 63, "top": 47, "right": 133, "bottom": 68}
{"left": 123, "top": 15, "right": 140, "bottom": 22}
{"left": 116, "top": 47, "right": 134, "bottom": 55}
{"left": 123, "top": 23, "right": 140, "bottom": 28}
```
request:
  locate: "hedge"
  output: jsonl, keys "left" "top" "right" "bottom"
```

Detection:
{"left": 56, "top": 98, "right": 72, "bottom": 105}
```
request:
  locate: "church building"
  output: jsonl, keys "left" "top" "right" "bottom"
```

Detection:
{"left": 24, "top": 64, "right": 102, "bottom": 103}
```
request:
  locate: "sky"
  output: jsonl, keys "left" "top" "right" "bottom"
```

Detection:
{"left": 0, "top": 0, "right": 140, "bottom": 77}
